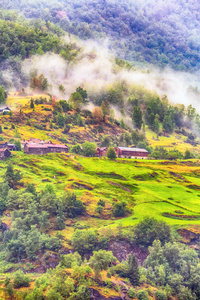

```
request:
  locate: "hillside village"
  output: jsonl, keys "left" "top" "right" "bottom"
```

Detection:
{"left": 1, "top": 2, "right": 200, "bottom": 298}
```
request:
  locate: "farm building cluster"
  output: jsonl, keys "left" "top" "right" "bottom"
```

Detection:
{"left": 0, "top": 138, "right": 148, "bottom": 159}
{"left": 96, "top": 147, "right": 148, "bottom": 159}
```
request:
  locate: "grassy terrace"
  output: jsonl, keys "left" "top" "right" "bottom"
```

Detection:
{"left": 1, "top": 153, "right": 200, "bottom": 229}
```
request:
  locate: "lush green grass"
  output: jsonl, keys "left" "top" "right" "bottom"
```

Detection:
{"left": 2, "top": 153, "right": 200, "bottom": 229}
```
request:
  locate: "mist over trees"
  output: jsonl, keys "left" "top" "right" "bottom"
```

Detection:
{"left": 1, "top": 0, "right": 200, "bottom": 71}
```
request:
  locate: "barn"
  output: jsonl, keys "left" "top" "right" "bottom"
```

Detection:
{"left": 115, "top": 147, "right": 148, "bottom": 159}
{"left": 24, "top": 143, "right": 68, "bottom": 155}
{"left": 0, "top": 148, "right": 11, "bottom": 159}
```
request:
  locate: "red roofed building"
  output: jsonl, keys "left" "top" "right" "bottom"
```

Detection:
{"left": 24, "top": 143, "right": 68, "bottom": 155}
{"left": 96, "top": 147, "right": 108, "bottom": 157}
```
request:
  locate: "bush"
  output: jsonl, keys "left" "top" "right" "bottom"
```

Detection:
{"left": 59, "top": 252, "right": 82, "bottom": 268}
{"left": 71, "top": 229, "right": 98, "bottom": 255}
{"left": 96, "top": 205, "right": 103, "bottom": 214}
{"left": 184, "top": 149, "right": 193, "bottom": 159}
{"left": 14, "top": 140, "right": 21, "bottom": 151}
{"left": 97, "top": 199, "right": 105, "bottom": 207}
{"left": 128, "top": 288, "right": 136, "bottom": 298}
{"left": 63, "top": 124, "right": 70, "bottom": 133}
{"left": 82, "top": 142, "right": 96, "bottom": 157}
{"left": 13, "top": 271, "right": 30, "bottom": 288}
{"left": 155, "top": 290, "right": 167, "bottom": 300}
{"left": 133, "top": 217, "right": 171, "bottom": 247}
{"left": 61, "top": 193, "right": 85, "bottom": 218}
{"left": 136, "top": 289, "right": 149, "bottom": 300}
{"left": 107, "top": 147, "right": 117, "bottom": 159}
{"left": 71, "top": 144, "right": 82, "bottom": 154}
{"left": 113, "top": 202, "right": 126, "bottom": 217}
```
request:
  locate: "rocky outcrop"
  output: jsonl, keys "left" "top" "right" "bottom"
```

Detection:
{"left": 108, "top": 240, "right": 148, "bottom": 265}
{"left": 89, "top": 288, "right": 127, "bottom": 300}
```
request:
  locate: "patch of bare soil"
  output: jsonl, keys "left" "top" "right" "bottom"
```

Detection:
{"left": 107, "top": 181, "right": 132, "bottom": 193}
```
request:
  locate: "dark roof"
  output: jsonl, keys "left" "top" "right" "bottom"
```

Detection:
{"left": 117, "top": 147, "right": 148, "bottom": 153}
{"left": 0, "top": 148, "right": 9, "bottom": 152}
{"left": 0, "top": 106, "right": 10, "bottom": 111}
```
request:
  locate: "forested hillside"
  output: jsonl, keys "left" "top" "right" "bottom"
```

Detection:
{"left": 2, "top": 2, "right": 200, "bottom": 299}
{"left": 1, "top": 0, "right": 200, "bottom": 70}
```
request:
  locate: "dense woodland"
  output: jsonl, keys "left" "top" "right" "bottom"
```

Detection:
{"left": 1, "top": 0, "right": 200, "bottom": 70}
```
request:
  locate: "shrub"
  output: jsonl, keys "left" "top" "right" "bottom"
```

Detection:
{"left": 133, "top": 217, "right": 171, "bottom": 247}
{"left": 97, "top": 199, "right": 105, "bottom": 207}
{"left": 136, "top": 289, "right": 149, "bottom": 300}
{"left": 56, "top": 113, "right": 65, "bottom": 128}
{"left": 113, "top": 202, "right": 126, "bottom": 217}
{"left": 71, "top": 144, "right": 82, "bottom": 154}
{"left": 155, "top": 290, "right": 167, "bottom": 300}
{"left": 107, "top": 147, "right": 117, "bottom": 159}
{"left": 96, "top": 205, "right": 103, "bottom": 214}
{"left": 13, "top": 271, "right": 30, "bottom": 288}
{"left": 71, "top": 229, "right": 98, "bottom": 255}
{"left": 59, "top": 252, "right": 82, "bottom": 268}
{"left": 14, "top": 140, "right": 21, "bottom": 151}
{"left": 63, "top": 125, "right": 70, "bottom": 133}
{"left": 82, "top": 142, "right": 96, "bottom": 157}
{"left": 184, "top": 149, "right": 193, "bottom": 159}
{"left": 92, "top": 107, "right": 103, "bottom": 123}
{"left": 128, "top": 288, "right": 136, "bottom": 298}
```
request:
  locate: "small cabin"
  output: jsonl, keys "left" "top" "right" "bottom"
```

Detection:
{"left": 24, "top": 143, "right": 68, "bottom": 155}
{"left": 0, "top": 106, "right": 11, "bottom": 114}
{"left": 115, "top": 147, "right": 148, "bottom": 159}
{"left": 96, "top": 147, "right": 108, "bottom": 157}
{"left": 0, "top": 148, "right": 11, "bottom": 159}
{"left": 7, "top": 144, "right": 17, "bottom": 151}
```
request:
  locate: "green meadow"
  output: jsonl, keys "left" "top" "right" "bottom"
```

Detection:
{"left": 2, "top": 153, "right": 200, "bottom": 229}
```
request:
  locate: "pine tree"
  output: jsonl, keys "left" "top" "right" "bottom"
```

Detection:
{"left": 4, "top": 164, "right": 22, "bottom": 188}
{"left": 30, "top": 99, "right": 34, "bottom": 110}
{"left": 132, "top": 106, "right": 143, "bottom": 130}
{"left": 127, "top": 254, "right": 140, "bottom": 286}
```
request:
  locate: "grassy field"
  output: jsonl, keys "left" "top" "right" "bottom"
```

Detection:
{"left": 1, "top": 153, "right": 200, "bottom": 230}
{"left": 2, "top": 93, "right": 200, "bottom": 232}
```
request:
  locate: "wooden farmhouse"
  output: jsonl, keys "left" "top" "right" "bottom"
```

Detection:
{"left": 0, "top": 148, "right": 11, "bottom": 159}
{"left": 96, "top": 147, "right": 108, "bottom": 157}
{"left": 24, "top": 143, "right": 68, "bottom": 155}
{"left": 115, "top": 147, "right": 148, "bottom": 159}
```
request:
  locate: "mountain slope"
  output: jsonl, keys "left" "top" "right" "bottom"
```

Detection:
{"left": 1, "top": 0, "right": 200, "bottom": 71}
